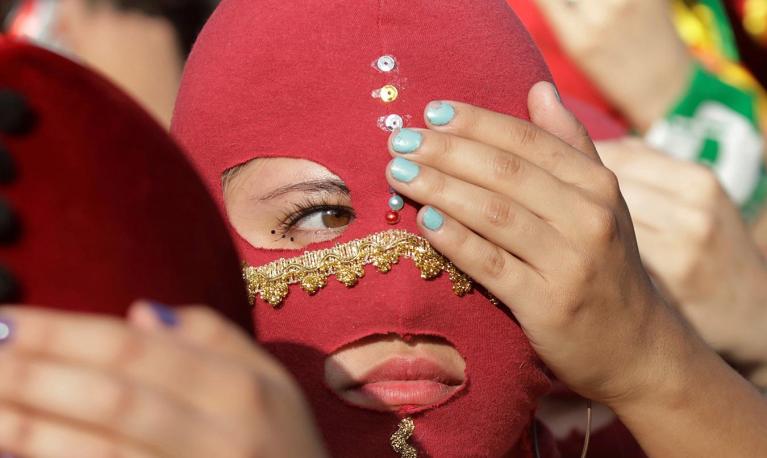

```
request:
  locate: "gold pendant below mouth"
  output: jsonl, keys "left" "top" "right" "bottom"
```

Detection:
{"left": 391, "top": 417, "right": 417, "bottom": 458}
{"left": 243, "top": 230, "right": 474, "bottom": 307}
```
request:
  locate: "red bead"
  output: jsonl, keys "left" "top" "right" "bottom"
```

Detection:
{"left": 385, "top": 210, "right": 401, "bottom": 225}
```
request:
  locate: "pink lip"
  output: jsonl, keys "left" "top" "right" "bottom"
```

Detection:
{"left": 342, "top": 357, "right": 464, "bottom": 412}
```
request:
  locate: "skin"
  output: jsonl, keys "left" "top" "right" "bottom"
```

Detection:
{"left": 51, "top": 0, "right": 184, "bottom": 127}
{"left": 599, "top": 138, "right": 767, "bottom": 386}
{"left": 543, "top": 139, "right": 767, "bottom": 437}
{"left": 533, "top": 0, "right": 694, "bottom": 132}
{"left": 224, "top": 157, "right": 467, "bottom": 410}
{"left": 0, "top": 303, "right": 327, "bottom": 458}
{"left": 223, "top": 158, "right": 354, "bottom": 249}
{"left": 1, "top": 84, "right": 766, "bottom": 456}
{"left": 385, "top": 82, "right": 767, "bottom": 457}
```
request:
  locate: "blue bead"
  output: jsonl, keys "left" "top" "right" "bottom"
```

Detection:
{"left": 388, "top": 195, "right": 405, "bottom": 211}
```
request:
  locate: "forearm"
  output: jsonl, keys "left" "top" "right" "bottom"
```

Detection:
{"left": 607, "top": 39, "right": 693, "bottom": 132}
{"left": 579, "top": 17, "right": 694, "bottom": 132}
{"left": 611, "top": 306, "right": 767, "bottom": 457}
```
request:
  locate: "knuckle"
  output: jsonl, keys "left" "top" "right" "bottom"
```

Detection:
{"left": 668, "top": 255, "right": 697, "bottom": 285}
{"left": 423, "top": 171, "right": 448, "bottom": 198}
{"left": 539, "top": 148, "right": 564, "bottom": 174}
{"left": 94, "top": 378, "right": 137, "bottom": 423}
{"left": 490, "top": 152, "right": 523, "bottom": 182}
{"left": 593, "top": 168, "right": 622, "bottom": 201}
{"left": 106, "top": 327, "right": 146, "bottom": 368}
{"left": 481, "top": 196, "right": 514, "bottom": 228}
{"left": 437, "top": 132, "right": 456, "bottom": 160}
{"left": 583, "top": 204, "right": 620, "bottom": 244}
{"left": 689, "top": 166, "right": 721, "bottom": 202}
{"left": 690, "top": 211, "right": 717, "bottom": 244}
{"left": 511, "top": 121, "right": 540, "bottom": 148}
{"left": 189, "top": 307, "right": 231, "bottom": 346}
{"left": 228, "top": 369, "right": 268, "bottom": 413}
{"left": 479, "top": 245, "right": 509, "bottom": 280}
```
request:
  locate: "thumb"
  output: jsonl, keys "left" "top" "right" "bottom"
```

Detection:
{"left": 528, "top": 81, "right": 601, "bottom": 162}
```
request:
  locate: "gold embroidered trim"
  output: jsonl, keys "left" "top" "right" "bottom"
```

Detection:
{"left": 390, "top": 417, "right": 417, "bottom": 458}
{"left": 243, "top": 230, "right": 473, "bottom": 307}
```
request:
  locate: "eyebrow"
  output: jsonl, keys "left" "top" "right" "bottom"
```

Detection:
{"left": 258, "top": 179, "right": 350, "bottom": 201}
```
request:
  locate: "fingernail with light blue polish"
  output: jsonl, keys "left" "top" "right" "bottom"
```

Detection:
{"left": 149, "top": 302, "right": 178, "bottom": 327}
{"left": 0, "top": 318, "right": 12, "bottom": 344}
{"left": 390, "top": 157, "right": 420, "bottom": 183}
{"left": 422, "top": 207, "right": 444, "bottom": 231}
{"left": 426, "top": 101, "right": 455, "bottom": 126}
{"left": 391, "top": 128, "right": 423, "bottom": 154}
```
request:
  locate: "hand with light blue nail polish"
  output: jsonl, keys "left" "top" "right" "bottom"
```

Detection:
{"left": 381, "top": 86, "right": 767, "bottom": 458}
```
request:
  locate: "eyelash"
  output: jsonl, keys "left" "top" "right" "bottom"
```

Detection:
{"left": 274, "top": 197, "right": 355, "bottom": 237}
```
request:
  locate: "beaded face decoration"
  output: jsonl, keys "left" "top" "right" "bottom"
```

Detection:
{"left": 372, "top": 54, "right": 409, "bottom": 226}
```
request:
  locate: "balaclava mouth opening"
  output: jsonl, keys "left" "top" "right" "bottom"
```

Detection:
{"left": 170, "top": 1, "right": 624, "bottom": 456}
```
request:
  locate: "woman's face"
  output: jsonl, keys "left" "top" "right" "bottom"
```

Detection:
{"left": 224, "top": 157, "right": 466, "bottom": 412}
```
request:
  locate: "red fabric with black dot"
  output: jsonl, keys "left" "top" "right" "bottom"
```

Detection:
{"left": 0, "top": 38, "right": 251, "bottom": 332}
{"left": 172, "top": 1, "right": 621, "bottom": 456}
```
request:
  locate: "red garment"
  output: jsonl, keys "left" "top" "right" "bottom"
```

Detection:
{"left": 0, "top": 38, "right": 251, "bottom": 331}
{"left": 173, "top": 1, "right": 623, "bottom": 457}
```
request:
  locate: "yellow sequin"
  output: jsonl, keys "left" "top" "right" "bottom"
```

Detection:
{"left": 380, "top": 84, "right": 399, "bottom": 103}
{"left": 243, "top": 230, "right": 473, "bottom": 307}
{"left": 390, "top": 418, "right": 417, "bottom": 458}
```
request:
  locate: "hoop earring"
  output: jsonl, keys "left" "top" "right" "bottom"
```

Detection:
{"left": 532, "top": 399, "right": 592, "bottom": 458}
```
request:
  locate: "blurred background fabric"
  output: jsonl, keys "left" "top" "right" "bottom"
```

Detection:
{"left": 1, "top": 0, "right": 220, "bottom": 127}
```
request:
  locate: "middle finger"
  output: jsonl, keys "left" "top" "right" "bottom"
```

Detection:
{"left": 386, "top": 157, "right": 565, "bottom": 269}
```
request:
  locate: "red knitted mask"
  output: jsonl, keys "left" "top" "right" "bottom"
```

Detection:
{"left": 170, "top": 1, "right": 620, "bottom": 456}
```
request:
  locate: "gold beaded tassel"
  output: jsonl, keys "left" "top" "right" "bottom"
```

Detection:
{"left": 390, "top": 417, "right": 417, "bottom": 458}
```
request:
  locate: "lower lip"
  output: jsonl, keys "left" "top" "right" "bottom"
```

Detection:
{"left": 352, "top": 380, "right": 460, "bottom": 410}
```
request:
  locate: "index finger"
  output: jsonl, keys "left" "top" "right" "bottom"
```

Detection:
{"left": 423, "top": 99, "right": 603, "bottom": 187}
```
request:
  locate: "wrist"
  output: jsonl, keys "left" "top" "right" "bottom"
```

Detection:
{"left": 617, "top": 47, "right": 695, "bottom": 132}
{"left": 603, "top": 297, "right": 710, "bottom": 416}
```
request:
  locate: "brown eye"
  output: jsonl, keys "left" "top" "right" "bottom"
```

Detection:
{"left": 293, "top": 207, "right": 354, "bottom": 232}
{"left": 321, "top": 209, "right": 352, "bottom": 228}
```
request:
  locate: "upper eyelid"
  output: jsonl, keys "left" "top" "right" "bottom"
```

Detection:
{"left": 258, "top": 179, "right": 350, "bottom": 201}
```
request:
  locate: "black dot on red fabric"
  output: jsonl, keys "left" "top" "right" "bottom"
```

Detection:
{"left": 0, "top": 266, "right": 20, "bottom": 303}
{"left": 0, "top": 144, "right": 17, "bottom": 184}
{"left": 0, "top": 199, "right": 20, "bottom": 244}
{"left": 0, "top": 89, "right": 36, "bottom": 135}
